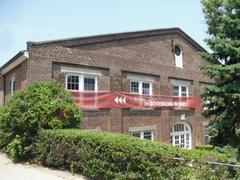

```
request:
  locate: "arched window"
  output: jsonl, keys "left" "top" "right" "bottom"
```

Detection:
{"left": 174, "top": 45, "right": 183, "bottom": 68}
{"left": 170, "top": 122, "right": 191, "bottom": 149}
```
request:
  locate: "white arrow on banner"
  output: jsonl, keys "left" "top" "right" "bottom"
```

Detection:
{"left": 114, "top": 96, "right": 126, "bottom": 104}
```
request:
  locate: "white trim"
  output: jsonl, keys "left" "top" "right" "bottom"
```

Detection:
{"left": 61, "top": 66, "right": 102, "bottom": 76}
{"left": 1, "top": 55, "right": 27, "bottom": 75}
{"left": 10, "top": 77, "right": 15, "bottom": 95}
{"left": 174, "top": 46, "right": 183, "bottom": 68}
{"left": 129, "top": 125, "right": 156, "bottom": 132}
{"left": 127, "top": 74, "right": 155, "bottom": 82}
{"left": 170, "top": 79, "right": 191, "bottom": 86}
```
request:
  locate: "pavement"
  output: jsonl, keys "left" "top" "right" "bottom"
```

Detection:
{"left": 0, "top": 153, "right": 89, "bottom": 180}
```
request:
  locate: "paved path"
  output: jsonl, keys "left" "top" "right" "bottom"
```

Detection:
{"left": 0, "top": 153, "right": 89, "bottom": 180}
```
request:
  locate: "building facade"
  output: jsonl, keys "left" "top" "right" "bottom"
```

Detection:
{"left": 0, "top": 28, "right": 214, "bottom": 148}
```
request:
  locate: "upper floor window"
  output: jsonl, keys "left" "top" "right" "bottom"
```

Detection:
{"left": 84, "top": 76, "right": 96, "bottom": 91}
{"left": 174, "top": 45, "right": 183, "bottom": 68}
{"left": 67, "top": 75, "right": 79, "bottom": 90}
{"left": 171, "top": 79, "right": 190, "bottom": 97}
{"left": 130, "top": 81, "right": 152, "bottom": 95}
{"left": 10, "top": 77, "right": 16, "bottom": 95}
{"left": 173, "top": 85, "right": 188, "bottom": 97}
{"left": 66, "top": 74, "right": 97, "bottom": 91}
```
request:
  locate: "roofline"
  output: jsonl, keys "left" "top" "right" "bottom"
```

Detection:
{"left": 27, "top": 27, "right": 207, "bottom": 52}
{"left": 0, "top": 50, "right": 28, "bottom": 75}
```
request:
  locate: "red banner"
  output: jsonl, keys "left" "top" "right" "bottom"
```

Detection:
{"left": 70, "top": 91, "right": 201, "bottom": 109}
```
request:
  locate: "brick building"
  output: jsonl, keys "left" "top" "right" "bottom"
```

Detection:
{"left": 0, "top": 28, "right": 214, "bottom": 148}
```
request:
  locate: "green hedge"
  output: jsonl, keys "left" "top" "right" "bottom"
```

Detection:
{"left": 36, "top": 129, "right": 240, "bottom": 179}
{"left": 0, "top": 81, "right": 82, "bottom": 161}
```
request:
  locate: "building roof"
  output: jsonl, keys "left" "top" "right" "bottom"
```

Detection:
{"left": 27, "top": 27, "right": 207, "bottom": 52}
{"left": 1, "top": 27, "right": 217, "bottom": 74}
{"left": 0, "top": 50, "right": 28, "bottom": 75}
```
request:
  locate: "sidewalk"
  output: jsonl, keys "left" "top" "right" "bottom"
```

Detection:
{"left": 0, "top": 153, "right": 89, "bottom": 180}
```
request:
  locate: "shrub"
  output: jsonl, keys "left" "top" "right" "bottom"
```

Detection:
{"left": 195, "top": 144, "right": 214, "bottom": 151}
{"left": 0, "top": 81, "right": 82, "bottom": 161}
{"left": 36, "top": 129, "right": 240, "bottom": 179}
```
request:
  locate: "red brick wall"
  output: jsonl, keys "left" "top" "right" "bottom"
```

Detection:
{"left": 3, "top": 60, "right": 28, "bottom": 103}
{"left": 27, "top": 33, "right": 214, "bottom": 147}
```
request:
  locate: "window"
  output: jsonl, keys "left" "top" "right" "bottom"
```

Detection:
{"left": 130, "top": 81, "right": 152, "bottom": 95}
{"left": 174, "top": 45, "right": 183, "bottom": 68}
{"left": 66, "top": 74, "right": 97, "bottom": 91}
{"left": 170, "top": 122, "right": 191, "bottom": 149}
{"left": 130, "top": 82, "right": 139, "bottom": 93}
{"left": 142, "top": 83, "right": 150, "bottom": 94}
{"left": 132, "top": 130, "right": 154, "bottom": 141}
{"left": 173, "top": 85, "right": 188, "bottom": 97}
{"left": 67, "top": 75, "right": 79, "bottom": 90}
{"left": 10, "top": 77, "right": 16, "bottom": 95}
{"left": 84, "top": 76, "right": 95, "bottom": 91}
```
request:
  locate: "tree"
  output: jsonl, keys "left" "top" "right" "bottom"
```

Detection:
{"left": 201, "top": 0, "right": 240, "bottom": 147}
{"left": 0, "top": 81, "right": 82, "bottom": 161}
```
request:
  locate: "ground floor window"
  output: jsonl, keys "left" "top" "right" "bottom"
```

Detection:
{"left": 132, "top": 130, "right": 154, "bottom": 141}
{"left": 170, "top": 122, "right": 191, "bottom": 149}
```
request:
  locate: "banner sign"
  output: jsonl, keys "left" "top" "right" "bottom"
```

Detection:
{"left": 70, "top": 91, "right": 201, "bottom": 109}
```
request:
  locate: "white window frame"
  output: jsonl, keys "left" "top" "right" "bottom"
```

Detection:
{"left": 170, "top": 122, "right": 192, "bottom": 149}
{"left": 174, "top": 45, "right": 183, "bottom": 68}
{"left": 65, "top": 73, "right": 98, "bottom": 92}
{"left": 129, "top": 126, "right": 156, "bottom": 141}
{"left": 171, "top": 79, "right": 190, "bottom": 97}
{"left": 173, "top": 85, "right": 189, "bottom": 97}
{"left": 132, "top": 130, "right": 154, "bottom": 141}
{"left": 130, "top": 80, "right": 152, "bottom": 95}
{"left": 10, "top": 77, "right": 16, "bottom": 95}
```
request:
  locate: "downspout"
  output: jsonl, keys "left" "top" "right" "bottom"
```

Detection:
{"left": 3, "top": 74, "right": 5, "bottom": 105}
{"left": 0, "top": 73, "right": 5, "bottom": 105}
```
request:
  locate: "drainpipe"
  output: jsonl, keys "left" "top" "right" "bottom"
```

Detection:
{"left": 0, "top": 73, "right": 5, "bottom": 105}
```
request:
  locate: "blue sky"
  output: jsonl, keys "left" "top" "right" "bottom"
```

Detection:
{"left": 0, "top": 0, "right": 208, "bottom": 67}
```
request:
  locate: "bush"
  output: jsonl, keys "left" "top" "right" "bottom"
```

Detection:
{"left": 195, "top": 144, "right": 214, "bottom": 151}
{"left": 36, "top": 129, "right": 240, "bottom": 179}
{"left": 0, "top": 81, "right": 82, "bottom": 161}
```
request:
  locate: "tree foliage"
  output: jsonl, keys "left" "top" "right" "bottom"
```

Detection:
{"left": 0, "top": 81, "right": 82, "bottom": 161}
{"left": 201, "top": 0, "right": 240, "bottom": 147}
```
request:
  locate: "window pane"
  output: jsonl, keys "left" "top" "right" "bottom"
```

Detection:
{"left": 171, "top": 123, "right": 191, "bottom": 149}
{"left": 174, "top": 124, "right": 184, "bottom": 132}
{"left": 84, "top": 77, "right": 95, "bottom": 91}
{"left": 143, "top": 131, "right": 152, "bottom": 140}
{"left": 173, "top": 86, "right": 179, "bottom": 96}
{"left": 132, "top": 132, "right": 141, "bottom": 138}
{"left": 142, "top": 83, "right": 150, "bottom": 95}
{"left": 13, "top": 81, "right": 16, "bottom": 91}
{"left": 130, "top": 82, "right": 139, "bottom": 93}
{"left": 175, "top": 46, "right": 181, "bottom": 56}
{"left": 181, "top": 86, "right": 187, "bottom": 96}
{"left": 67, "top": 75, "right": 79, "bottom": 90}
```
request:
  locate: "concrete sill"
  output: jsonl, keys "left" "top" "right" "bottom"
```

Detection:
{"left": 80, "top": 108, "right": 100, "bottom": 112}
{"left": 130, "top": 108, "right": 155, "bottom": 112}
{"left": 173, "top": 108, "right": 193, "bottom": 111}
